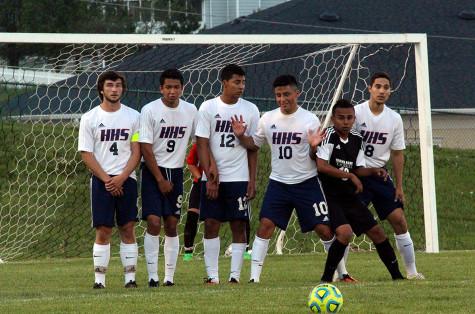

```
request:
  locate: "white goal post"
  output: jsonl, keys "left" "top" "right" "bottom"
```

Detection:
{"left": 0, "top": 33, "right": 438, "bottom": 260}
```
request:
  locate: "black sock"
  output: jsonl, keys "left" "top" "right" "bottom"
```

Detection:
{"left": 375, "top": 239, "right": 405, "bottom": 280}
{"left": 245, "top": 220, "right": 251, "bottom": 250}
{"left": 183, "top": 211, "right": 199, "bottom": 252}
{"left": 321, "top": 239, "right": 347, "bottom": 282}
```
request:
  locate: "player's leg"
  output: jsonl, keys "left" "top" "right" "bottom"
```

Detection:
{"left": 249, "top": 179, "right": 291, "bottom": 283}
{"left": 161, "top": 168, "right": 184, "bottom": 286}
{"left": 243, "top": 219, "right": 252, "bottom": 260}
{"left": 141, "top": 164, "right": 163, "bottom": 287}
{"left": 183, "top": 181, "right": 201, "bottom": 261}
{"left": 293, "top": 176, "right": 350, "bottom": 283}
{"left": 163, "top": 215, "right": 180, "bottom": 286}
{"left": 370, "top": 175, "right": 423, "bottom": 279}
{"left": 117, "top": 177, "right": 139, "bottom": 288}
{"left": 200, "top": 181, "right": 223, "bottom": 284}
{"left": 319, "top": 196, "right": 355, "bottom": 282}
{"left": 90, "top": 175, "right": 114, "bottom": 289}
{"left": 224, "top": 182, "right": 250, "bottom": 283}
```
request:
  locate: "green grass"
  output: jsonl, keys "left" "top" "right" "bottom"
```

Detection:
{"left": 0, "top": 252, "right": 474, "bottom": 313}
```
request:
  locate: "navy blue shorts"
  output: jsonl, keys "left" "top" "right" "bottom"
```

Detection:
{"left": 141, "top": 163, "right": 183, "bottom": 219}
{"left": 358, "top": 175, "right": 404, "bottom": 220}
{"left": 260, "top": 176, "right": 329, "bottom": 233}
{"left": 199, "top": 181, "right": 250, "bottom": 222}
{"left": 90, "top": 175, "right": 138, "bottom": 228}
{"left": 325, "top": 193, "right": 377, "bottom": 237}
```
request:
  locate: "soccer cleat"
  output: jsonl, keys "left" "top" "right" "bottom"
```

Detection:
{"left": 93, "top": 282, "right": 105, "bottom": 289}
{"left": 407, "top": 272, "right": 425, "bottom": 280}
{"left": 204, "top": 277, "right": 219, "bottom": 285}
{"left": 243, "top": 251, "right": 252, "bottom": 260}
{"left": 248, "top": 279, "right": 258, "bottom": 284}
{"left": 148, "top": 279, "right": 159, "bottom": 288}
{"left": 125, "top": 280, "right": 137, "bottom": 288}
{"left": 228, "top": 277, "right": 239, "bottom": 284}
{"left": 163, "top": 281, "right": 175, "bottom": 286}
{"left": 183, "top": 252, "right": 193, "bottom": 262}
{"left": 339, "top": 274, "right": 358, "bottom": 283}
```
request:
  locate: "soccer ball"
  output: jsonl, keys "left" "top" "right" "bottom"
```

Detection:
{"left": 308, "top": 283, "right": 343, "bottom": 313}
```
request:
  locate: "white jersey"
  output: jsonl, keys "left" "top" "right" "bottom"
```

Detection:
{"left": 354, "top": 100, "right": 405, "bottom": 168}
{"left": 195, "top": 96, "right": 260, "bottom": 182}
{"left": 139, "top": 98, "right": 197, "bottom": 168}
{"left": 253, "top": 107, "right": 319, "bottom": 184}
{"left": 78, "top": 104, "right": 140, "bottom": 179}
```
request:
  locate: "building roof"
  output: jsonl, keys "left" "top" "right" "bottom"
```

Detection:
{"left": 205, "top": 0, "right": 475, "bottom": 109}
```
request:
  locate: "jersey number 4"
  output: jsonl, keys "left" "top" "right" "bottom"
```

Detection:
{"left": 109, "top": 142, "right": 118, "bottom": 155}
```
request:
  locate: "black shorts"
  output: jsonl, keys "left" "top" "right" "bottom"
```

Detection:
{"left": 188, "top": 180, "right": 201, "bottom": 210}
{"left": 327, "top": 193, "right": 377, "bottom": 236}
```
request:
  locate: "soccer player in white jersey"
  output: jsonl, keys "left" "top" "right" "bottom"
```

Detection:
{"left": 139, "top": 69, "right": 198, "bottom": 287}
{"left": 231, "top": 75, "right": 352, "bottom": 283}
{"left": 78, "top": 71, "right": 141, "bottom": 289}
{"left": 354, "top": 72, "right": 424, "bottom": 280}
{"left": 195, "top": 64, "right": 259, "bottom": 284}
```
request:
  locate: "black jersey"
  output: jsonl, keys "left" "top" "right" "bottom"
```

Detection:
{"left": 317, "top": 127, "right": 366, "bottom": 196}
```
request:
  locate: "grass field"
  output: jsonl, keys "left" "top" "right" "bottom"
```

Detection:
{"left": 0, "top": 251, "right": 474, "bottom": 313}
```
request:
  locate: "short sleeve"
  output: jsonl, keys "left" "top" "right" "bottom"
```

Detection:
{"left": 78, "top": 115, "right": 94, "bottom": 152}
{"left": 195, "top": 104, "right": 211, "bottom": 139}
{"left": 139, "top": 107, "right": 154, "bottom": 144}
{"left": 252, "top": 116, "right": 267, "bottom": 147}
{"left": 391, "top": 115, "right": 406, "bottom": 150}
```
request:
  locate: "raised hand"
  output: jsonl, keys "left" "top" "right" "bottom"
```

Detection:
{"left": 231, "top": 114, "right": 247, "bottom": 137}
{"left": 307, "top": 127, "right": 326, "bottom": 148}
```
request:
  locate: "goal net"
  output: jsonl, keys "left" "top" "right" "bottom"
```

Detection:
{"left": 0, "top": 34, "right": 437, "bottom": 261}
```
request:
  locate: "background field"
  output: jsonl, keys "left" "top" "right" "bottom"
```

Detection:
{"left": 0, "top": 252, "right": 474, "bottom": 313}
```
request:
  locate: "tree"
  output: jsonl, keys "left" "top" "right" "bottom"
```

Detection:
{"left": 156, "top": 0, "right": 201, "bottom": 34}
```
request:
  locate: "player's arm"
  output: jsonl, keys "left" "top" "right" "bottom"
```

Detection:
{"left": 106, "top": 140, "right": 141, "bottom": 193}
{"left": 317, "top": 158, "right": 363, "bottom": 193}
{"left": 353, "top": 166, "right": 387, "bottom": 178}
{"left": 391, "top": 149, "right": 405, "bottom": 203}
{"left": 196, "top": 136, "right": 219, "bottom": 199}
{"left": 231, "top": 114, "right": 259, "bottom": 151}
{"left": 141, "top": 143, "right": 173, "bottom": 194}
{"left": 246, "top": 149, "right": 257, "bottom": 200}
{"left": 188, "top": 164, "right": 202, "bottom": 181}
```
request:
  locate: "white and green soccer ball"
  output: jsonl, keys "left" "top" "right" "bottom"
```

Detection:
{"left": 308, "top": 283, "right": 343, "bottom": 313}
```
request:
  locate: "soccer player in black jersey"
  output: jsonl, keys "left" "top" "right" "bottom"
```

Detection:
{"left": 317, "top": 99, "right": 404, "bottom": 281}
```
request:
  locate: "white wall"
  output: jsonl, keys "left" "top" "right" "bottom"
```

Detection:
{"left": 202, "top": 0, "right": 288, "bottom": 29}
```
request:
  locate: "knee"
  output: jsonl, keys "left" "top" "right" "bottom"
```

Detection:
{"left": 336, "top": 225, "right": 353, "bottom": 245}
{"left": 204, "top": 219, "right": 220, "bottom": 238}
{"left": 164, "top": 217, "right": 179, "bottom": 237}
{"left": 366, "top": 225, "right": 387, "bottom": 244}
{"left": 119, "top": 223, "right": 136, "bottom": 243}
{"left": 315, "top": 225, "right": 334, "bottom": 241}
{"left": 388, "top": 209, "right": 408, "bottom": 234}
{"left": 147, "top": 216, "right": 161, "bottom": 236}
{"left": 256, "top": 218, "right": 275, "bottom": 239}
{"left": 95, "top": 226, "right": 112, "bottom": 244}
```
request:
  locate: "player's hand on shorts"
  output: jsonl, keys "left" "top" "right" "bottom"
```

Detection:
{"left": 231, "top": 114, "right": 247, "bottom": 137}
{"left": 350, "top": 174, "right": 363, "bottom": 194}
{"left": 307, "top": 127, "right": 326, "bottom": 148}
{"left": 106, "top": 175, "right": 126, "bottom": 191}
{"left": 246, "top": 181, "right": 256, "bottom": 200}
{"left": 395, "top": 186, "right": 405, "bottom": 204}
{"left": 208, "top": 164, "right": 219, "bottom": 185}
{"left": 374, "top": 168, "right": 388, "bottom": 181}
{"left": 206, "top": 180, "right": 219, "bottom": 200}
{"left": 157, "top": 179, "right": 173, "bottom": 194}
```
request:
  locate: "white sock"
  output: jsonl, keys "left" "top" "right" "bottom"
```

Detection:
{"left": 120, "top": 242, "right": 138, "bottom": 284}
{"left": 336, "top": 245, "right": 350, "bottom": 279}
{"left": 229, "top": 243, "right": 246, "bottom": 281}
{"left": 93, "top": 243, "right": 110, "bottom": 286}
{"left": 203, "top": 237, "right": 220, "bottom": 282}
{"left": 250, "top": 236, "right": 270, "bottom": 282}
{"left": 395, "top": 232, "right": 418, "bottom": 275}
{"left": 164, "top": 235, "right": 179, "bottom": 283}
{"left": 144, "top": 232, "right": 160, "bottom": 282}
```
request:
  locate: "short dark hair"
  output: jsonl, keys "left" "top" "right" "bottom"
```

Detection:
{"left": 272, "top": 74, "right": 299, "bottom": 89}
{"left": 97, "top": 71, "right": 126, "bottom": 101}
{"left": 220, "top": 64, "right": 245, "bottom": 81}
{"left": 369, "top": 72, "right": 391, "bottom": 86}
{"left": 332, "top": 98, "right": 354, "bottom": 116}
{"left": 160, "top": 68, "right": 184, "bottom": 86}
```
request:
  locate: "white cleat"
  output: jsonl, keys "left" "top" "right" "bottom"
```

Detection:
{"left": 407, "top": 272, "right": 425, "bottom": 280}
